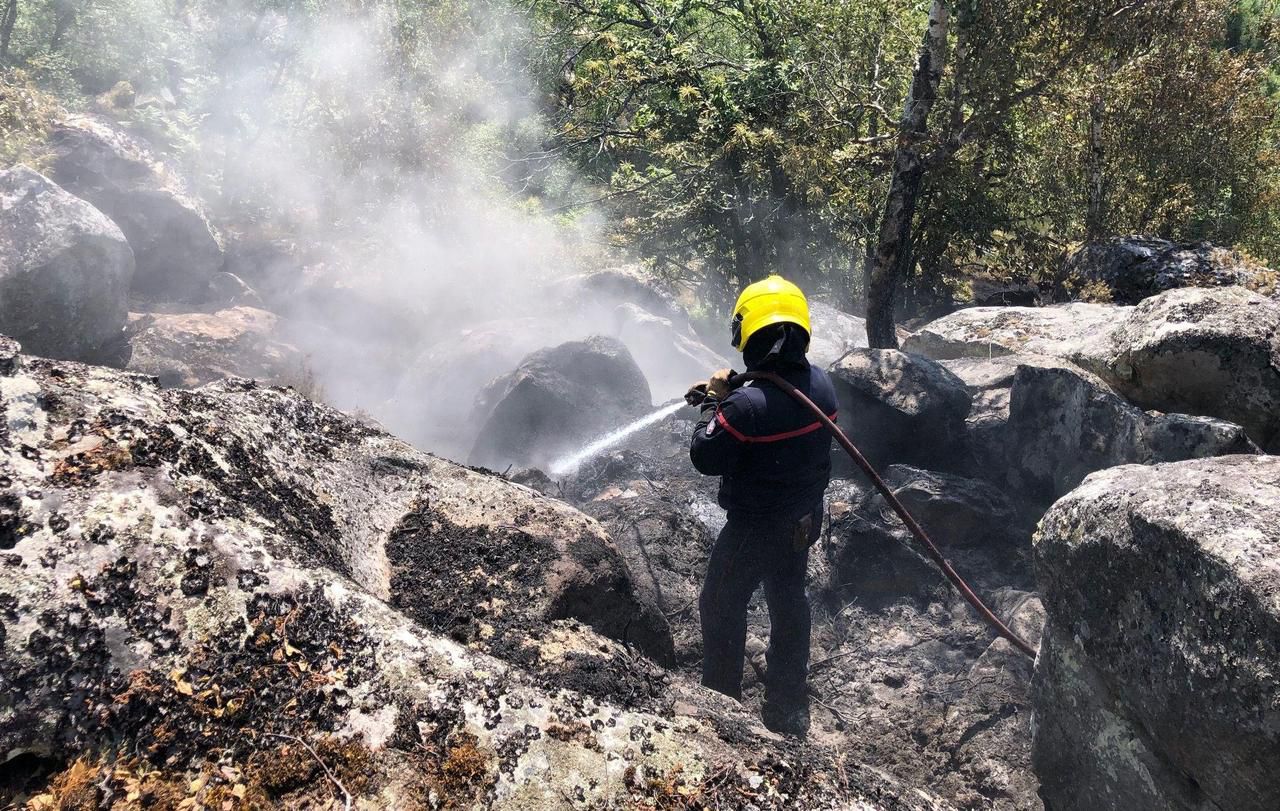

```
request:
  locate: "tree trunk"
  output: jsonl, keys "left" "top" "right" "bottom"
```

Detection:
{"left": 1085, "top": 91, "right": 1107, "bottom": 242}
{"left": 0, "top": 0, "right": 17, "bottom": 61}
{"left": 864, "top": 0, "right": 949, "bottom": 349}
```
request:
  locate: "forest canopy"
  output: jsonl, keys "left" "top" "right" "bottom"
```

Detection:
{"left": 1, "top": 0, "right": 1277, "bottom": 333}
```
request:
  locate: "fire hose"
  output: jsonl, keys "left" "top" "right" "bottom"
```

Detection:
{"left": 729, "top": 370, "right": 1038, "bottom": 660}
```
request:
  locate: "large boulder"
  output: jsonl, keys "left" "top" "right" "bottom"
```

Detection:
{"left": 821, "top": 478, "right": 946, "bottom": 610}
{"left": 0, "top": 166, "right": 133, "bottom": 364}
{"left": 1032, "top": 456, "right": 1280, "bottom": 811}
{"left": 1057, "top": 236, "right": 1277, "bottom": 304}
{"left": 48, "top": 115, "right": 223, "bottom": 302}
{"left": 827, "top": 350, "right": 972, "bottom": 473}
{"left": 0, "top": 342, "right": 931, "bottom": 809}
{"left": 877, "top": 465, "right": 1024, "bottom": 549}
{"left": 1077, "top": 286, "right": 1280, "bottom": 452}
{"left": 126, "top": 306, "right": 305, "bottom": 388}
{"left": 807, "top": 301, "right": 869, "bottom": 368}
{"left": 470, "top": 336, "right": 652, "bottom": 471}
{"left": 939, "top": 354, "right": 1077, "bottom": 485}
{"left": 903, "top": 302, "right": 1130, "bottom": 362}
{"left": 1006, "top": 363, "right": 1258, "bottom": 504}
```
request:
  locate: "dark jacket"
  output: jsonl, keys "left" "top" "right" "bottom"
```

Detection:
{"left": 690, "top": 332, "right": 837, "bottom": 519}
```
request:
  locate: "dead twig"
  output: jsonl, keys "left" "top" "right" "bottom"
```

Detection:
{"left": 262, "top": 732, "right": 353, "bottom": 811}
{"left": 809, "top": 645, "right": 864, "bottom": 672}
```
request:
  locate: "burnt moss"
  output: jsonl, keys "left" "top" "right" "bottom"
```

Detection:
{"left": 387, "top": 501, "right": 557, "bottom": 646}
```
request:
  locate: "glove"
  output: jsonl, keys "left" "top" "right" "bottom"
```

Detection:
{"left": 707, "top": 368, "right": 734, "bottom": 401}
{"left": 684, "top": 381, "right": 709, "bottom": 406}
{"left": 685, "top": 369, "right": 736, "bottom": 406}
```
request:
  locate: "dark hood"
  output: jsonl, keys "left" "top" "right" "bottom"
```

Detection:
{"left": 743, "top": 322, "right": 810, "bottom": 371}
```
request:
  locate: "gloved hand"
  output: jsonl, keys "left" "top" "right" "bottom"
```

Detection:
{"left": 706, "top": 368, "right": 734, "bottom": 401}
{"left": 685, "top": 369, "right": 736, "bottom": 406}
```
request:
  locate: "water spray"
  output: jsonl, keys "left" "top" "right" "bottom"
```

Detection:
{"left": 547, "top": 399, "right": 686, "bottom": 476}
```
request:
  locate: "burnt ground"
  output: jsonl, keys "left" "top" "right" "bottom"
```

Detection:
{"left": 543, "top": 410, "right": 1045, "bottom": 810}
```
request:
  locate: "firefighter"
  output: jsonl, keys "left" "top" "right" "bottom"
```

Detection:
{"left": 685, "top": 276, "right": 837, "bottom": 737}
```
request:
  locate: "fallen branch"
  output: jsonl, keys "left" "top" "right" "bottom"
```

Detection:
{"left": 262, "top": 732, "right": 352, "bottom": 811}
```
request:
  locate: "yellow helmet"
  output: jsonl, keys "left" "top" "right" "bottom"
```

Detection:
{"left": 730, "top": 275, "right": 811, "bottom": 351}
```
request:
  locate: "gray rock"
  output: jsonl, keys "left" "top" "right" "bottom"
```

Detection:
{"left": 0, "top": 166, "right": 133, "bottom": 364}
{"left": 1006, "top": 363, "right": 1258, "bottom": 504}
{"left": 827, "top": 349, "right": 972, "bottom": 473}
{"left": 904, "top": 302, "right": 1130, "bottom": 363}
{"left": 584, "top": 492, "right": 715, "bottom": 666}
{"left": 940, "top": 354, "right": 1077, "bottom": 484}
{"left": 1077, "top": 286, "right": 1280, "bottom": 452}
{"left": 878, "top": 465, "right": 1024, "bottom": 549}
{"left": 807, "top": 301, "right": 869, "bottom": 369}
{"left": 1057, "top": 236, "right": 1276, "bottom": 304}
{"left": 968, "top": 277, "right": 1041, "bottom": 307}
{"left": 125, "top": 306, "right": 305, "bottom": 389}
{"left": 48, "top": 115, "right": 223, "bottom": 302}
{"left": 1032, "top": 456, "right": 1280, "bottom": 811}
{"left": 821, "top": 478, "right": 947, "bottom": 610}
{"left": 0, "top": 343, "right": 930, "bottom": 809}
{"left": 388, "top": 316, "right": 570, "bottom": 460}
{"left": 470, "top": 336, "right": 652, "bottom": 471}
{"left": 551, "top": 265, "right": 688, "bottom": 324}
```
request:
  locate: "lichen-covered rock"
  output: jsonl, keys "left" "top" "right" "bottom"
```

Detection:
{"left": 48, "top": 115, "right": 223, "bottom": 302}
{"left": 1006, "top": 363, "right": 1258, "bottom": 504}
{"left": 827, "top": 350, "right": 972, "bottom": 473}
{"left": 1077, "top": 286, "right": 1280, "bottom": 452}
{"left": 470, "top": 336, "right": 652, "bottom": 471}
{"left": 1057, "top": 236, "right": 1277, "bottom": 304}
{"left": 0, "top": 347, "right": 958, "bottom": 809}
{"left": 0, "top": 166, "right": 133, "bottom": 365}
{"left": 1032, "top": 456, "right": 1280, "bottom": 811}
{"left": 125, "top": 306, "right": 304, "bottom": 388}
{"left": 904, "top": 303, "right": 1130, "bottom": 362}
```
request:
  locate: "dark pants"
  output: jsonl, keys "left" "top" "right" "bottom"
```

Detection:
{"left": 699, "top": 504, "right": 818, "bottom": 707}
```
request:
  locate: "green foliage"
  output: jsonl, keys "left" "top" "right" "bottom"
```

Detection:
{"left": 537, "top": 0, "right": 1280, "bottom": 313}
{"left": 0, "top": 68, "right": 59, "bottom": 168}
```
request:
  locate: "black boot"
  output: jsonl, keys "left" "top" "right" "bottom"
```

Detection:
{"left": 761, "top": 692, "right": 810, "bottom": 737}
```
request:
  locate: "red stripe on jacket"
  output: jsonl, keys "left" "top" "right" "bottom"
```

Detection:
{"left": 715, "top": 408, "right": 838, "bottom": 444}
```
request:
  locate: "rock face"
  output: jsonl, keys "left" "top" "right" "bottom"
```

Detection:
{"left": 584, "top": 492, "right": 716, "bottom": 666}
{"left": 0, "top": 166, "right": 133, "bottom": 364}
{"left": 126, "top": 306, "right": 305, "bottom": 388}
{"left": 1079, "top": 286, "right": 1280, "bottom": 452}
{"left": 1006, "top": 363, "right": 1259, "bottom": 504}
{"left": 827, "top": 350, "right": 972, "bottom": 473}
{"left": 807, "top": 301, "right": 869, "bottom": 368}
{"left": 904, "top": 303, "right": 1130, "bottom": 362}
{"left": 939, "top": 354, "right": 1074, "bottom": 484}
{"left": 1057, "top": 236, "right": 1277, "bottom": 304}
{"left": 0, "top": 343, "right": 924, "bottom": 809}
{"left": 470, "top": 336, "right": 652, "bottom": 471}
{"left": 48, "top": 115, "right": 223, "bottom": 302}
{"left": 1032, "top": 456, "right": 1280, "bottom": 811}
